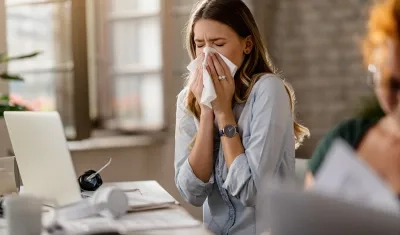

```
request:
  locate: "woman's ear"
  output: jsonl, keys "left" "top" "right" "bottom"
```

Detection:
{"left": 244, "top": 36, "right": 254, "bottom": 55}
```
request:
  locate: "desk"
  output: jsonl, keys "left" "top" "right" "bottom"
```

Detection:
{"left": 128, "top": 227, "right": 213, "bottom": 235}
{"left": 105, "top": 181, "right": 212, "bottom": 235}
{"left": 0, "top": 181, "right": 212, "bottom": 235}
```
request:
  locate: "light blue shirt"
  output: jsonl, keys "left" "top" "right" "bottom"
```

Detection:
{"left": 174, "top": 74, "right": 296, "bottom": 235}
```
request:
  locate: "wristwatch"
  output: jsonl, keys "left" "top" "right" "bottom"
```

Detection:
{"left": 219, "top": 124, "right": 238, "bottom": 138}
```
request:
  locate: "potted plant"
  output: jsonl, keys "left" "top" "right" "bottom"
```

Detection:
{"left": 0, "top": 51, "right": 41, "bottom": 116}
{"left": 0, "top": 51, "right": 40, "bottom": 157}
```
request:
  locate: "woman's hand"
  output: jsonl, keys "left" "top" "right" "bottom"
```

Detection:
{"left": 205, "top": 52, "right": 235, "bottom": 123}
{"left": 189, "top": 53, "right": 213, "bottom": 116}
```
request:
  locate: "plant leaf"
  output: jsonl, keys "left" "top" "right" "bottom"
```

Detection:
{"left": 0, "top": 94, "right": 9, "bottom": 101}
{"left": 0, "top": 51, "right": 41, "bottom": 63}
{"left": 0, "top": 72, "right": 24, "bottom": 81}
{"left": 0, "top": 104, "right": 28, "bottom": 117}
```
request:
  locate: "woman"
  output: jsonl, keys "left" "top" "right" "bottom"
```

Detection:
{"left": 174, "top": 0, "right": 310, "bottom": 234}
{"left": 305, "top": 0, "right": 400, "bottom": 197}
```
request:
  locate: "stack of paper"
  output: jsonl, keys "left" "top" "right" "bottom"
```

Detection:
{"left": 82, "top": 181, "right": 178, "bottom": 212}
{"left": 54, "top": 208, "right": 201, "bottom": 234}
{"left": 313, "top": 139, "right": 400, "bottom": 213}
{"left": 265, "top": 186, "right": 400, "bottom": 235}
{"left": 101, "top": 181, "right": 178, "bottom": 212}
{"left": 126, "top": 191, "right": 177, "bottom": 212}
{"left": 259, "top": 138, "right": 400, "bottom": 235}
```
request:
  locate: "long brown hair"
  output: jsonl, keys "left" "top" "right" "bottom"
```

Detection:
{"left": 184, "top": 0, "right": 309, "bottom": 148}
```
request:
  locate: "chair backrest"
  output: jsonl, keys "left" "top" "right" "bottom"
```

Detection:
{"left": 295, "top": 158, "right": 308, "bottom": 185}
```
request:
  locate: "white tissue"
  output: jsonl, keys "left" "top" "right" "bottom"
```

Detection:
{"left": 186, "top": 47, "right": 238, "bottom": 109}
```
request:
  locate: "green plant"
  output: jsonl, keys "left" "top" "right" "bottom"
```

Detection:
{"left": 0, "top": 51, "right": 40, "bottom": 117}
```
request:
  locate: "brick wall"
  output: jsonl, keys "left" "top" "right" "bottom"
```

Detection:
{"left": 257, "top": 0, "right": 376, "bottom": 158}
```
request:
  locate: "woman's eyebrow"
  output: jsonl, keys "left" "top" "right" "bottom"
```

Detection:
{"left": 194, "top": 37, "right": 227, "bottom": 42}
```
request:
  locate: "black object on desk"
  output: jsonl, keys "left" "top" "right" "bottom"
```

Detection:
{"left": 78, "top": 170, "right": 103, "bottom": 191}
{"left": 0, "top": 196, "right": 3, "bottom": 217}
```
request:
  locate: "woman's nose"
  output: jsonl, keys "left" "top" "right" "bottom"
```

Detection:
{"left": 205, "top": 41, "right": 213, "bottom": 48}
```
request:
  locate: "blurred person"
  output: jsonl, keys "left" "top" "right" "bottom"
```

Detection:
{"left": 174, "top": 0, "right": 309, "bottom": 234}
{"left": 305, "top": 0, "right": 400, "bottom": 199}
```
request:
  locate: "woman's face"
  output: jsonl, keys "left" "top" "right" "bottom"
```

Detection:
{"left": 193, "top": 19, "right": 252, "bottom": 67}
{"left": 374, "top": 42, "right": 400, "bottom": 122}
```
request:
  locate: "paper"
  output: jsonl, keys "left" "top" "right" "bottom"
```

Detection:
{"left": 55, "top": 208, "right": 200, "bottom": 234}
{"left": 0, "top": 157, "right": 18, "bottom": 195}
{"left": 313, "top": 138, "right": 400, "bottom": 213}
{"left": 126, "top": 190, "right": 176, "bottom": 212}
{"left": 264, "top": 186, "right": 400, "bottom": 235}
{"left": 100, "top": 181, "right": 177, "bottom": 212}
{"left": 186, "top": 46, "right": 238, "bottom": 109}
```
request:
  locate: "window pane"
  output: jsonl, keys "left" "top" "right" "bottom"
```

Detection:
{"left": 113, "top": 74, "right": 163, "bottom": 130}
{"left": 6, "top": 2, "right": 72, "bottom": 69}
{"left": 110, "top": 0, "right": 160, "bottom": 13}
{"left": 6, "top": 0, "right": 47, "bottom": 5}
{"left": 9, "top": 71, "right": 75, "bottom": 129}
{"left": 6, "top": 1, "right": 75, "bottom": 135}
{"left": 110, "top": 17, "right": 161, "bottom": 69}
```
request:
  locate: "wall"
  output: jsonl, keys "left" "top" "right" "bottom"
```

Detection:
{"left": 259, "top": 0, "right": 375, "bottom": 158}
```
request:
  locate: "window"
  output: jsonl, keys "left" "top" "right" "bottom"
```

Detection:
{"left": 93, "top": 0, "right": 252, "bottom": 133}
{"left": 4, "top": 0, "right": 90, "bottom": 140}
{"left": 93, "top": 0, "right": 165, "bottom": 132}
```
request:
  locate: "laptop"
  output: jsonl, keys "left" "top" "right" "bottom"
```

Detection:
{"left": 4, "top": 111, "right": 82, "bottom": 206}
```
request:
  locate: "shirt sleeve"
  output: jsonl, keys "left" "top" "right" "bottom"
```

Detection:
{"left": 222, "top": 75, "right": 293, "bottom": 207}
{"left": 174, "top": 88, "right": 214, "bottom": 207}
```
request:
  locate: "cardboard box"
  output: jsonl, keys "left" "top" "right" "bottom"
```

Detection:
{"left": 0, "top": 156, "right": 20, "bottom": 195}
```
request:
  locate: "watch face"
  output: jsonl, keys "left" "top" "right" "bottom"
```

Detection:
{"left": 224, "top": 125, "right": 236, "bottom": 137}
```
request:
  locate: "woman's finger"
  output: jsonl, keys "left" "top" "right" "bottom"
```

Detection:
{"left": 196, "top": 64, "right": 203, "bottom": 88}
{"left": 215, "top": 53, "right": 234, "bottom": 84}
{"left": 210, "top": 53, "right": 225, "bottom": 78}
{"left": 206, "top": 53, "right": 222, "bottom": 90}
{"left": 205, "top": 61, "right": 222, "bottom": 93}
{"left": 206, "top": 53, "right": 218, "bottom": 79}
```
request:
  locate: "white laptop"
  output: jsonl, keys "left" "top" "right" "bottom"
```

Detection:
{"left": 4, "top": 111, "right": 82, "bottom": 206}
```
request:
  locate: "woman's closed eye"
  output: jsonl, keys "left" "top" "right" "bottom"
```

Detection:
{"left": 196, "top": 44, "right": 205, "bottom": 48}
